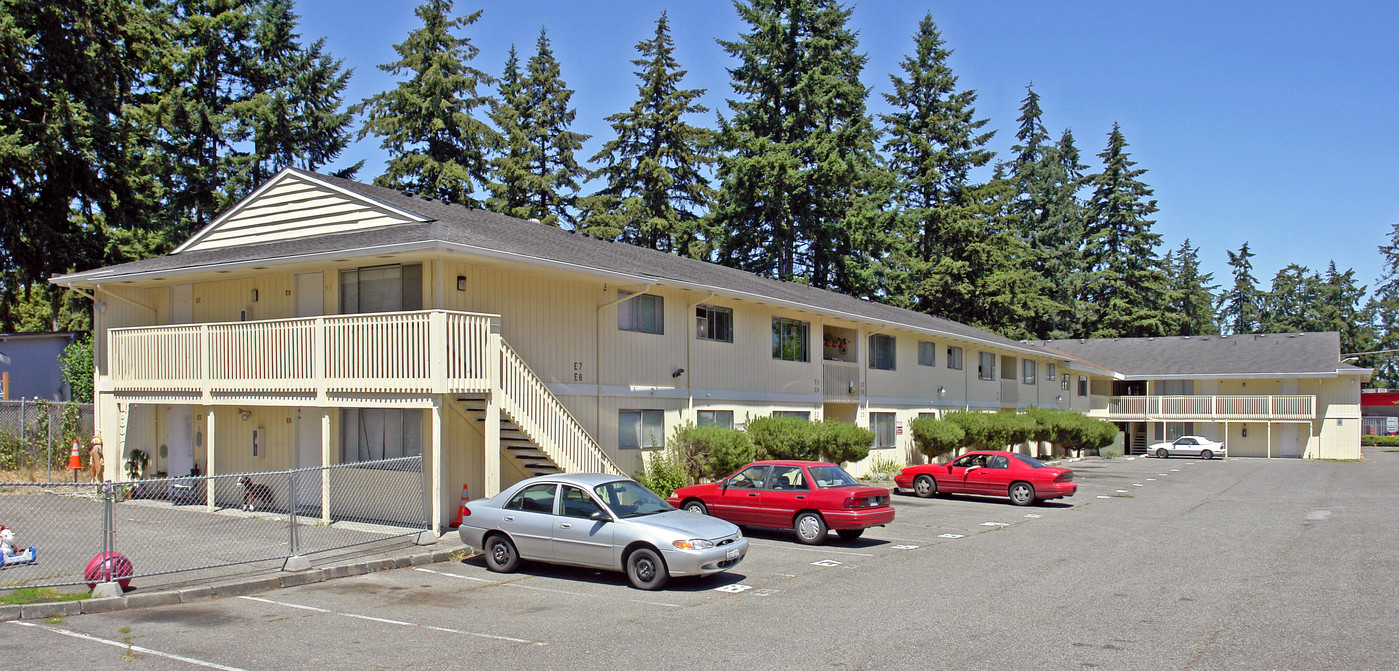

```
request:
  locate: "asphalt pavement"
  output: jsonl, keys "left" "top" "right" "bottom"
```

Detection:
{"left": 5, "top": 451, "right": 1399, "bottom": 670}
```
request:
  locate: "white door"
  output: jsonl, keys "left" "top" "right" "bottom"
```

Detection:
{"left": 295, "top": 272, "right": 323, "bottom": 317}
{"left": 167, "top": 405, "right": 194, "bottom": 476}
{"left": 171, "top": 284, "right": 193, "bottom": 324}
{"left": 1280, "top": 424, "right": 1301, "bottom": 458}
{"left": 295, "top": 408, "right": 323, "bottom": 512}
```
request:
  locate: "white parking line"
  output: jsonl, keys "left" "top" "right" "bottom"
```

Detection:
{"left": 502, "top": 582, "right": 680, "bottom": 608}
{"left": 239, "top": 596, "right": 542, "bottom": 644}
{"left": 745, "top": 541, "right": 875, "bottom": 557}
{"left": 1116, "top": 490, "right": 1128, "bottom": 493}
{"left": 9, "top": 620, "right": 247, "bottom": 670}
{"left": 1097, "top": 495, "right": 1111, "bottom": 499}
{"left": 414, "top": 567, "right": 494, "bottom": 582}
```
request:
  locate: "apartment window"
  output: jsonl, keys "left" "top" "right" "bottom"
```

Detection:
{"left": 1001, "top": 355, "right": 1017, "bottom": 380}
{"left": 340, "top": 408, "right": 422, "bottom": 464}
{"left": 918, "top": 341, "right": 936, "bottom": 367}
{"left": 917, "top": 412, "right": 937, "bottom": 421}
{"left": 1022, "top": 359, "right": 1037, "bottom": 385}
{"left": 774, "top": 411, "right": 810, "bottom": 421}
{"left": 1061, "top": 375, "right": 1071, "bottom": 391}
{"left": 870, "top": 412, "right": 896, "bottom": 448}
{"left": 696, "top": 410, "right": 734, "bottom": 429}
{"left": 618, "top": 292, "right": 664, "bottom": 334}
{"left": 869, "top": 334, "right": 896, "bottom": 371}
{"left": 695, "top": 304, "right": 733, "bottom": 342}
{"left": 1046, "top": 363, "right": 1057, "bottom": 382}
{"left": 1077, "top": 376, "right": 1088, "bottom": 397}
{"left": 978, "top": 352, "right": 995, "bottom": 380}
{"left": 946, "top": 346, "right": 963, "bottom": 370}
{"left": 772, "top": 317, "right": 809, "bottom": 362}
{"left": 340, "top": 263, "right": 422, "bottom": 314}
{"left": 619, "top": 410, "right": 665, "bottom": 449}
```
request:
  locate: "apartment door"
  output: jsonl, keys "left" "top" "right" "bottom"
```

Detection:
{"left": 295, "top": 408, "right": 324, "bottom": 512}
{"left": 167, "top": 405, "right": 194, "bottom": 477}
{"left": 171, "top": 284, "right": 193, "bottom": 323}
{"left": 295, "top": 272, "right": 323, "bottom": 317}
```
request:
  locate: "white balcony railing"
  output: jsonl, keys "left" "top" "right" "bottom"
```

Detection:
{"left": 1089, "top": 394, "right": 1316, "bottom": 421}
{"left": 822, "top": 361, "right": 860, "bottom": 402}
{"left": 109, "top": 310, "right": 496, "bottom": 396}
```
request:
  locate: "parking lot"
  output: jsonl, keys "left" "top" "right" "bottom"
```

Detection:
{"left": 6, "top": 451, "right": 1399, "bottom": 670}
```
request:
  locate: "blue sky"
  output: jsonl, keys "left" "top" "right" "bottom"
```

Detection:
{"left": 295, "top": 0, "right": 1398, "bottom": 295}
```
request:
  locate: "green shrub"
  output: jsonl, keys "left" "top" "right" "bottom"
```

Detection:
{"left": 1361, "top": 435, "right": 1399, "bottom": 446}
{"left": 669, "top": 422, "right": 755, "bottom": 482}
{"left": 59, "top": 335, "right": 94, "bottom": 403}
{"left": 747, "top": 415, "right": 819, "bottom": 461}
{"left": 635, "top": 448, "right": 687, "bottom": 499}
{"left": 910, "top": 416, "right": 964, "bottom": 460}
{"left": 943, "top": 411, "right": 995, "bottom": 450}
{"left": 812, "top": 420, "right": 874, "bottom": 464}
{"left": 864, "top": 455, "right": 903, "bottom": 481}
{"left": 1053, "top": 412, "right": 1118, "bottom": 457}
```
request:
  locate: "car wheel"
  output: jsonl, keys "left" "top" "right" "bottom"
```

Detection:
{"left": 913, "top": 474, "right": 937, "bottom": 498}
{"left": 836, "top": 528, "right": 864, "bottom": 541}
{"left": 1201, "top": 449, "right": 1214, "bottom": 460}
{"left": 483, "top": 535, "right": 519, "bottom": 573}
{"left": 626, "top": 547, "right": 668, "bottom": 591}
{"left": 1009, "top": 481, "right": 1035, "bottom": 507}
{"left": 1156, "top": 448, "right": 1170, "bottom": 459}
{"left": 794, "top": 511, "right": 828, "bottom": 545}
{"left": 682, "top": 500, "right": 708, "bottom": 516}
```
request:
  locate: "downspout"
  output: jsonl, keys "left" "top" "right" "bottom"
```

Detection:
{"left": 596, "top": 284, "right": 652, "bottom": 446}
{"left": 686, "top": 292, "right": 716, "bottom": 421}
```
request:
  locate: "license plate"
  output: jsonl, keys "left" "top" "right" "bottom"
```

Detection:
{"left": 726, "top": 548, "right": 740, "bottom": 560}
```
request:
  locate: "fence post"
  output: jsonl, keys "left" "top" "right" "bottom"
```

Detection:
{"left": 18, "top": 396, "right": 24, "bottom": 472}
{"left": 415, "top": 455, "right": 433, "bottom": 545}
{"left": 283, "top": 469, "right": 310, "bottom": 572}
{"left": 91, "top": 482, "right": 123, "bottom": 598}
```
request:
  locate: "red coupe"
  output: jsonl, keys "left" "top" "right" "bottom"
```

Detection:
{"left": 894, "top": 451, "right": 1077, "bottom": 506}
{"left": 667, "top": 460, "right": 894, "bottom": 545}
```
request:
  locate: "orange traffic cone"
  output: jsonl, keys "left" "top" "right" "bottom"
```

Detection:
{"left": 451, "top": 484, "right": 470, "bottom": 527}
{"left": 66, "top": 439, "right": 83, "bottom": 483}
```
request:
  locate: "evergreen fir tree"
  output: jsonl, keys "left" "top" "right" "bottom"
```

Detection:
{"left": 879, "top": 13, "right": 1044, "bottom": 332}
{"left": 519, "top": 28, "right": 589, "bottom": 227}
{"left": 1080, "top": 123, "right": 1170, "bottom": 338}
{"left": 577, "top": 13, "right": 714, "bottom": 255}
{"left": 1319, "top": 261, "right": 1372, "bottom": 356}
{"left": 485, "top": 46, "right": 535, "bottom": 219}
{"left": 1164, "top": 239, "right": 1219, "bottom": 335}
{"left": 710, "top": 0, "right": 892, "bottom": 295}
{"left": 1000, "top": 84, "right": 1083, "bottom": 338}
{"left": 354, "top": 0, "right": 498, "bottom": 207}
{"left": 1219, "top": 241, "right": 1261, "bottom": 334}
{"left": 1260, "top": 263, "right": 1322, "bottom": 333}
{"left": 1367, "top": 223, "right": 1399, "bottom": 384}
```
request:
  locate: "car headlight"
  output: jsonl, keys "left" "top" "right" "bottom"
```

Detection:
{"left": 673, "top": 538, "right": 715, "bottom": 550}
{"left": 734, "top": 527, "right": 742, "bottom": 540}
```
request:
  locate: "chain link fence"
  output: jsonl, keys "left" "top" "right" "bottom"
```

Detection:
{"left": 0, "top": 400, "right": 95, "bottom": 478}
{"left": 1, "top": 456, "right": 428, "bottom": 590}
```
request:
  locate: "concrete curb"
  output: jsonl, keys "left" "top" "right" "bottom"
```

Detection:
{"left": 1, "top": 546, "right": 469, "bottom": 622}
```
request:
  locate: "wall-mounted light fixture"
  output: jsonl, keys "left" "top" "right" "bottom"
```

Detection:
{"left": 672, "top": 368, "right": 685, "bottom": 378}
{"left": 937, "top": 385, "right": 947, "bottom": 398}
{"left": 457, "top": 276, "right": 467, "bottom": 291}
{"left": 239, "top": 409, "right": 251, "bottom": 422}
{"left": 1056, "top": 394, "right": 1064, "bottom": 404}
{"left": 1241, "top": 424, "right": 1248, "bottom": 437}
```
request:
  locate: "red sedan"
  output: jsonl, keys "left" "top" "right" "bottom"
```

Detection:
{"left": 667, "top": 460, "right": 894, "bottom": 545}
{"left": 894, "top": 451, "right": 1077, "bottom": 506}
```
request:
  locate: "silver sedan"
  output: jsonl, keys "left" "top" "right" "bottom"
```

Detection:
{"left": 457, "top": 473, "right": 747, "bottom": 590}
{"left": 1149, "top": 435, "right": 1225, "bottom": 459}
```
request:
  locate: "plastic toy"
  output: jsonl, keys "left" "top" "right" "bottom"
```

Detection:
{"left": 0, "top": 524, "right": 37, "bottom": 567}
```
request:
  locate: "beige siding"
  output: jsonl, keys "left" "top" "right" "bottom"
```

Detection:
{"left": 182, "top": 175, "right": 421, "bottom": 253}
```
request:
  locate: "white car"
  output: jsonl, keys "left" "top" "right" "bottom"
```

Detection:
{"left": 1149, "top": 436, "right": 1224, "bottom": 459}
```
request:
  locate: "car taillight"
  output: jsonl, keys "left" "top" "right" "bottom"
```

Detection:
{"left": 461, "top": 505, "right": 471, "bottom": 517}
{"left": 843, "top": 497, "right": 861, "bottom": 508}
{"left": 1055, "top": 472, "right": 1074, "bottom": 482}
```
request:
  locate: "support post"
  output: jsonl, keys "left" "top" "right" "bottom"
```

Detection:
{"left": 205, "top": 408, "right": 216, "bottom": 509}
{"left": 430, "top": 398, "right": 443, "bottom": 535}
{"left": 321, "top": 409, "right": 331, "bottom": 524}
{"left": 485, "top": 329, "right": 502, "bottom": 497}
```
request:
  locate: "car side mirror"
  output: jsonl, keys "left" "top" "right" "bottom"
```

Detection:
{"left": 590, "top": 511, "right": 611, "bottom": 522}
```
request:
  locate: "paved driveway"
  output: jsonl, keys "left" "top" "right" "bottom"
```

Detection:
{"left": 6, "top": 451, "right": 1399, "bottom": 670}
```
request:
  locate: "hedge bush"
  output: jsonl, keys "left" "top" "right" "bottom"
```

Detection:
{"left": 1361, "top": 435, "right": 1399, "bottom": 446}
{"left": 669, "top": 422, "right": 755, "bottom": 482}
{"left": 635, "top": 447, "right": 687, "bottom": 499}
{"left": 910, "top": 416, "right": 963, "bottom": 460}
{"left": 812, "top": 420, "right": 875, "bottom": 464}
{"left": 747, "top": 415, "right": 819, "bottom": 461}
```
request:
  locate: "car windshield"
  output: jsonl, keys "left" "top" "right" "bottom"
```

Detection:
{"left": 1012, "top": 455, "right": 1049, "bottom": 469}
{"left": 807, "top": 465, "right": 859, "bottom": 488}
{"left": 593, "top": 480, "right": 673, "bottom": 518}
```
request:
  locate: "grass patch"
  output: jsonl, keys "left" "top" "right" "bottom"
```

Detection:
{"left": 0, "top": 587, "right": 90, "bottom": 606}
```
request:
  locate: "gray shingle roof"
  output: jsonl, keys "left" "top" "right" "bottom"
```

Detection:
{"left": 51, "top": 169, "right": 1056, "bottom": 358}
{"left": 1037, "top": 332, "right": 1367, "bottom": 378}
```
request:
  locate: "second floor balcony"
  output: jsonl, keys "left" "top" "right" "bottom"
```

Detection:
{"left": 107, "top": 310, "right": 499, "bottom": 398}
{"left": 1088, "top": 394, "right": 1316, "bottom": 422}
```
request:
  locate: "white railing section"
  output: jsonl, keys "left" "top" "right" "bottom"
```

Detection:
{"left": 1092, "top": 395, "right": 1316, "bottom": 421}
{"left": 497, "top": 341, "right": 624, "bottom": 476}
{"left": 109, "top": 311, "right": 496, "bottom": 396}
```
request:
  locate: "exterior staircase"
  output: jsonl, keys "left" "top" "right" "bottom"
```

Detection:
{"left": 458, "top": 339, "right": 624, "bottom": 478}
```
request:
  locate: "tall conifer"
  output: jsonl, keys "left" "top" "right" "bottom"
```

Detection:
{"left": 578, "top": 13, "right": 714, "bottom": 255}
{"left": 1219, "top": 241, "right": 1261, "bottom": 334}
{"left": 355, "top": 0, "right": 498, "bottom": 207}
